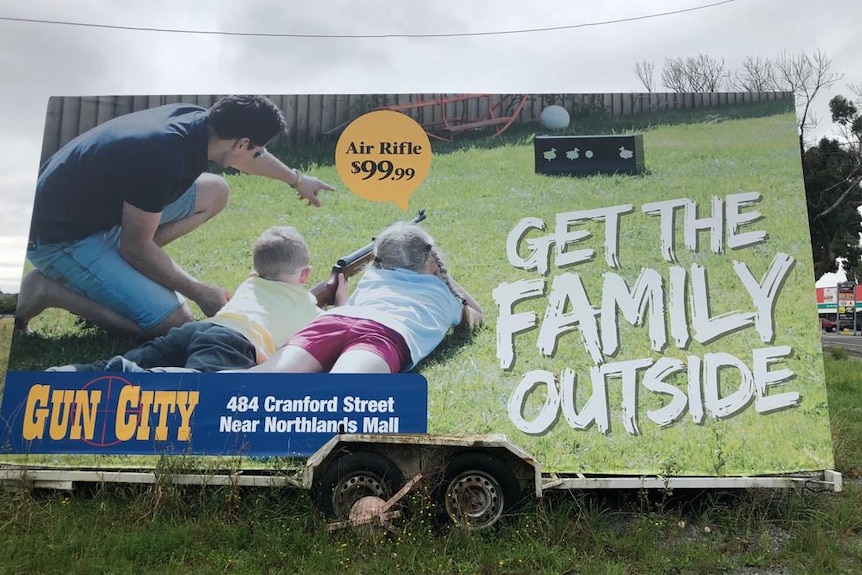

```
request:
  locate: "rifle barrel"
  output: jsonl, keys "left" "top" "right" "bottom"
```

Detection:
{"left": 335, "top": 209, "right": 426, "bottom": 268}
{"left": 337, "top": 244, "right": 373, "bottom": 268}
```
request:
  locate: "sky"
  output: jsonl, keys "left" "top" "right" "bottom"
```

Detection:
{"left": 0, "top": 0, "right": 859, "bottom": 294}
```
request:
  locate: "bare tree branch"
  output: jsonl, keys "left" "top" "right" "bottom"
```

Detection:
{"left": 774, "top": 49, "right": 842, "bottom": 151}
{"left": 729, "top": 56, "right": 777, "bottom": 92}
{"left": 661, "top": 57, "right": 688, "bottom": 92}
{"left": 634, "top": 60, "right": 655, "bottom": 93}
{"left": 660, "top": 54, "right": 726, "bottom": 92}
{"left": 811, "top": 173, "right": 862, "bottom": 223}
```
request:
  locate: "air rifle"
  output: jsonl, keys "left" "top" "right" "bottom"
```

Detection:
{"left": 311, "top": 209, "right": 427, "bottom": 307}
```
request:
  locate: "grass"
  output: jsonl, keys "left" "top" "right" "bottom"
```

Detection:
{"left": 0, "top": 317, "right": 11, "bottom": 376}
{"left": 820, "top": 352, "right": 862, "bottom": 477}
{"left": 0, "top": 98, "right": 860, "bottom": 573}
{"left": 3, "top": 97, "right": 833, "bottom": 476}
{"left": 0, "top": 351, "right": 859, "bottom": 574}
{"left": 0, "top": 360, "right": 860, "bottom": 575}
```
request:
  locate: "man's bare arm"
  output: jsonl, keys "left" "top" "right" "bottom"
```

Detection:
{"left": 229, "top": 150, "right": 335, "bottom": 207}
{"left": 119, "top": 202, "right": 229, "bottom": 316}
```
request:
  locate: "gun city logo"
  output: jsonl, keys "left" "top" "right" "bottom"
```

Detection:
{"left": 20, "top": 376, "right": 199, "bottom": 447}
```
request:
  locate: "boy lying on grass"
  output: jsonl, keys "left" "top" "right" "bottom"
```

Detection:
{"left": 47, "top": 226, "right": 321, "bottom": 373}
{"left": 244, "top": 221, "right": 483, "bottom": 374}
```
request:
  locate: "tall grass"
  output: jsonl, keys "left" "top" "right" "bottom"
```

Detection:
{"left": 823, "top": 355, "right": 862, "bottom": 476}
{"left": 1, "top": 458, "right": 860, "bottom": 573}
{"left": 0, "top": 317, "right": 11, "bottom": 377}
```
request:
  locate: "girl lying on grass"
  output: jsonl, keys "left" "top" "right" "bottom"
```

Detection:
{"left": 247, "top": 221, "right": 483, "bottom": 374}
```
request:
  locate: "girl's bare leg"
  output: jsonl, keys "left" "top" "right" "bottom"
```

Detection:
{"left": 330, "top": 350, "right": 392, "bottom": 374}
{"left": 249, "top": 345, "right": 323, "bottom": 373}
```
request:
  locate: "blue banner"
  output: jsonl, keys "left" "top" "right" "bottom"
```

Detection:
{"left": 0, "top": 372, "right": 427, "bottom": 457}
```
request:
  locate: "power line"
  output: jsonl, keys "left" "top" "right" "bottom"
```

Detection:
{"left": 0, "top": 0, "right": 739, "bottom": 39}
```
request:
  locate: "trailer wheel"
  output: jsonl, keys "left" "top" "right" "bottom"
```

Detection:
{"left": 313, "top": 451, "right": 404, "bottom": 520}
{"left": 438, "top": 451, "right": 521, "bottom": 529}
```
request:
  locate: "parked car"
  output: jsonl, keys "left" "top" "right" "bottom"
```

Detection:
{"left": 821, "top": 318, "right": 837, "bottom": 332}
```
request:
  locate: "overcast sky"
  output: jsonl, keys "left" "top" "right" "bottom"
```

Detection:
{"left": 0, "top": 0, "right": 859, "bottom": 293}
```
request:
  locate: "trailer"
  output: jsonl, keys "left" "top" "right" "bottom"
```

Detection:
{"left": 0, "top": 90, "right": 842, "bottom": 531}
{"left": 0, "top": 431, "right": 843, "bottom": 531}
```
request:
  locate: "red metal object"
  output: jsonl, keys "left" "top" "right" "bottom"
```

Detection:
{"left": 327, "top": 472, "right": 424, "bottom": 533}
{"left": 379, "top": 94, "right": 529, "bottom": 141}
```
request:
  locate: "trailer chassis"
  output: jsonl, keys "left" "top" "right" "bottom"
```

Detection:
{"left": 0, "top": 433, "right": 843, "bottom": 530}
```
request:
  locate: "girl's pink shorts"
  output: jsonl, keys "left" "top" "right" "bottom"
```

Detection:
{"left": 288, "top": 314, "right": 410, "bottom": 373}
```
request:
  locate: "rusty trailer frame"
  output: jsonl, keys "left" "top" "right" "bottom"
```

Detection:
{"left": 0, "top": 433, "right": 843, "bottom": 495}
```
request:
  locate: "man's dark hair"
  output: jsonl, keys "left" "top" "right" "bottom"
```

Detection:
{"left": 207, "top": 95, "right": 286, "bottom": 147}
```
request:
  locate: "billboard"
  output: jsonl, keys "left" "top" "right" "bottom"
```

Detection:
{"left": 1, "top": 92, "right": 834, "bottom": 476}
{"left": 816, "top": 286, "right": 837, "bottom": 311}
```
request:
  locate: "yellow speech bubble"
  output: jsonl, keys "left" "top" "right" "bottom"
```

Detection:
{"left": 335, "top": 110, "right": 432, "bottom": 210}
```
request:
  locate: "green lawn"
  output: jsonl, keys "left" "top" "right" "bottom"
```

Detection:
{"left": 5, "top": 98, "right": 832, "bottom": 477}
{"left": 0, "top": 355, "right": 858, "bottom": 574}
{"left": 1, "top": 98, "right": 861, "bottom": 574}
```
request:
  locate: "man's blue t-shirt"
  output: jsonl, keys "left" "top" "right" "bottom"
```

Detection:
{"left": 31, "top": 104, "right": 209, "bottom": 244}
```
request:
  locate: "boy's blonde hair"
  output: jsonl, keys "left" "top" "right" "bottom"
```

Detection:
{"left": 372, "top": 222, "right": 462, "bottom": 300}
{"left": 253, "top": 226, "right": 309, "bottom": 280}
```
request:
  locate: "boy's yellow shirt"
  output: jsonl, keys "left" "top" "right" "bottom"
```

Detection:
{"left": 205, "top": 276, "right": 320, "bottom": 363}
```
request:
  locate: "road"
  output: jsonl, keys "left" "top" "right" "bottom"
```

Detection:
{"left": 821, "top": 332, "right": 862, "bottom": 358}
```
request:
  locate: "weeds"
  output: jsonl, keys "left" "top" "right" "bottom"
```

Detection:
{"left": 1, "top": 475, "right": 861, "bottom": 574}
{"left": 830, "top": 347, "right": 849, "bottom": 361}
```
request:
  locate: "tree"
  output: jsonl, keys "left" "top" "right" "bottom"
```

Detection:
{"left": 658, "top": 57, "right": 686, "bottom": 92}
{"left": 829, "top": 94, "right": 862, "bottom": 156}
{"left": 635, "top": 51, "right": 839, "bottom": 151}
{"left": 688, "top": 54, "right": 726, "bottom": 92}
{"left": 659, "top": 54, "right": 726, "bottom": 92}
{"left": 804, "top": 131, "right": 862, "bottom": 280}
{"left": 0, "top": 293, "right": 17, "bottom": 315}
{"left": 773, "top": 50, "right": 842, "bottom": 155}
{"left": 634, "top": 60, "right": 655, "bottom": 93}
{"left": 728, "top": 56, "right": 777, "bottom": 92}
{"left": 803, "top": 94, "right": 862, "bottom": 281}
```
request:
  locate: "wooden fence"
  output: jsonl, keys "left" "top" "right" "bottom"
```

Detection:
{"left": 38, "top": 91, "right": 792, "bottom": 163}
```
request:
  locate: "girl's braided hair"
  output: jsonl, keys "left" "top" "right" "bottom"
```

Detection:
{"left": 372, "top": 222, "right": 464, "bottom": 303}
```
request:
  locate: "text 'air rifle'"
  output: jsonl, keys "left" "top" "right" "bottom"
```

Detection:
{"left": 311, "top": 209, "right": 427, "bottom": 307}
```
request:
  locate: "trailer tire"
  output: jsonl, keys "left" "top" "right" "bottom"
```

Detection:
{"left": 438, "top": 451, "right": 521, "bottom": 529}
{"left": 313, "top": 451, "right": 405, "bottom": 520}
